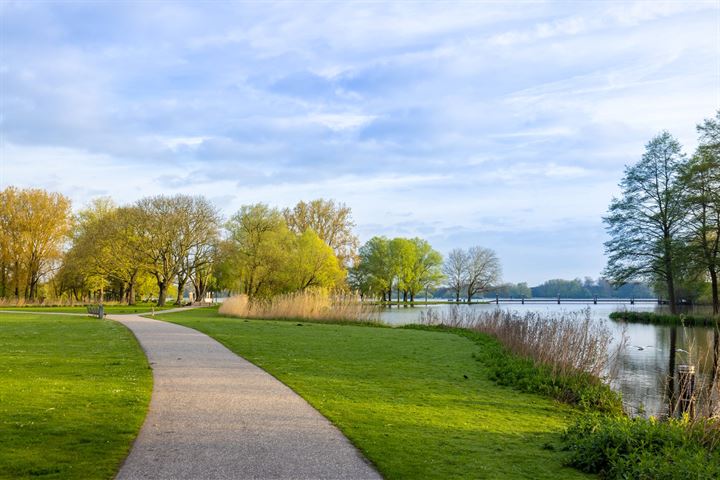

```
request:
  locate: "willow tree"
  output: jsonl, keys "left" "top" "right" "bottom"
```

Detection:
{"left": 604, "top": 132, "right": 687, "bottom": 314}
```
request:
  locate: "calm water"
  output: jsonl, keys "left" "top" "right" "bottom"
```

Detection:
{"left": 380, "top": 301, "right": 718, "bottom": 417}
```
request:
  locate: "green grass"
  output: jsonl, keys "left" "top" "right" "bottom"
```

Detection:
{"left": 163, "top": 309, "right": 592, "bottom": 479}
{"left": 0, "top": 313, "right": 152, "bottom": 480}
{"left": 0, "top": 303, "right": 180, "bottom": 314}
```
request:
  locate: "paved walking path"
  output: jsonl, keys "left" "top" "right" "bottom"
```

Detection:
{"left": 112, "top": 313, "right": 381, "bottom": 480}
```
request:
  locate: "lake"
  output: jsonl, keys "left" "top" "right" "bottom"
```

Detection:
{"left": 380, "top": 301, "right": 718, "bottom": 417}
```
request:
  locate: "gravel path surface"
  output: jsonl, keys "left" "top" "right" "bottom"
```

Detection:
{"left": 112, "top": 313, "right": 381, "bottom": 480}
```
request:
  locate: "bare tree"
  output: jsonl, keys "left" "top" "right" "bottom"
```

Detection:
{"left": 443, "top": 248, "right": 468, "bottom": 302}
{"left": 465, "top": 246, "right": 501, "bottom": 303}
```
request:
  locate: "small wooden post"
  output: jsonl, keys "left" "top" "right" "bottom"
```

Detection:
{"left": 495, "top": 293, "right": 499, "bottom": 305}
{"left": 521, "top": 295, "right": 525, "bottom": 305}
{"left": 631, "top": 297, "right": 635, "bottom": 305}
{"left": 557, "top": 294, "right": 560, "bottom": 305}
{"left": 593, "top": 295, "right": 597, "bottom": 305}
{"left": 677, "top": 365, "right": 696, "bottom": 417}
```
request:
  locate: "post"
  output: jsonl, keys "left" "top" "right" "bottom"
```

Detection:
{"left": 521, "top": 295, "right": 525, "bottom": 305}
{"left": 593, "top": 295, "right": 597, "bottom": 305}
{"left": 677, "top": 365, "right": 696, "bottom": 417}
{"left": 557, "top": 294, "right": 560, "bottom": 305}
{"left": 495, "top": 293, "right": 499, "bottom": 305}
{"left": 631, "top": 297, "right": 635, "bottom": 305}
{"left": 98, "top": 305, "right": 104, "bottom": 320}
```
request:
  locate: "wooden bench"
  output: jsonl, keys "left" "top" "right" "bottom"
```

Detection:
{"left": 87, "top": 305, "right": 105, "bottom": 319}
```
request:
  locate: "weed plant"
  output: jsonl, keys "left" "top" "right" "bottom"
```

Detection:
{"left": 562, "top": 414, "right": 720, "bottom": 479}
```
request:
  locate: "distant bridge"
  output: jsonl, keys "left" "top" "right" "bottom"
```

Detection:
{"left": 487, "top": 296, "right": 659, "bottom": 305}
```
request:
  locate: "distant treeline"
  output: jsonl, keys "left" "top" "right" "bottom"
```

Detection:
{"left": 433, "top": 278, "right": 653, "bottom": 299}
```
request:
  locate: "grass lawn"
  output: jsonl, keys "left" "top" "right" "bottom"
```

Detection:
{"left": 0, "top": 313, "right": 152, "bottom": 480}
{"left": 162, "top": 308, "right": 591, "bottom": 479}
{"left": 0, "top": 304, "right": 181, "bottom": 315}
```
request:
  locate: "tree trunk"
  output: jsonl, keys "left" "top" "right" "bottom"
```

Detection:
{"left": 157, "top": 281, "right": 167, "bottom": 306}
{"left": 402, "top": 291, "right": 407, "bottom": 303}
{"left": 455, "top": 289, "right": 460, "bottom": 302}
{"left": 710, "top": 268, "right": 719, "bottom": 315}
{"left": 176, "top": 278, "right": 186, "bottom": 305}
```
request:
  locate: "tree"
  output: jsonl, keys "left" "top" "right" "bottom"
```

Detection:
{"left": 681, "top": 112, "right": 720, "bottom": 314}
{"left": 443, "top": 248, "right": 468, "bottom": 302}
{"left": 287, "top": 229, "right": 345, "bottom": 291}
{"left": 604, "top": 132, "right": 687, "bottom": 314}
{"left": 407, "top": 238, "right": 443, "bottom": 301}
{"left": 283, "top": 199, "right": 358, "bottom": 267}
{"left": 0, "top": 187, "right": 72, "bottom": 300}
{"left": 355, "top": 236, "right": 395, "bottom": 301}
{"left": 465, "top": 246, "right": 501, "bottom": 303}
{"left": 223, "top": 203, "right": 293, "bottom": 299}
{"left": 134, "top": 195, "right": 219, "bottom": 306}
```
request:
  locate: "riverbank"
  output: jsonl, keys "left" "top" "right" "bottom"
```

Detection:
{"left": 609, "top": 310, "right": 719, "bottom": 327}
{"left": 160, "top": 308, "right": 590, "bottom": 479}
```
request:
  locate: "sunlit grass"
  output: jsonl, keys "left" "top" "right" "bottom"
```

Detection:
{"left": 164, "top": 308, "right": 591, "bottom": 479}
{"left": 0, "top": 313, "right": 152, "bottom": 479}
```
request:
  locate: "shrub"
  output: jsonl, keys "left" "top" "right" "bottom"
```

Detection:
{"left": 562, "top": 414, "right": 720, "bottom": 479}
{"left": 609, "top": 310, "right": 718, "bottom": 327}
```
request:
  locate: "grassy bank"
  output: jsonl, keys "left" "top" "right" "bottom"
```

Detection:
{"left": 609, "top": 310, "right": 718, "bottom": 327}
{"left": 0, "top": 313, "right": 152, "bottom": 479}
{"left": 0, "top": 303, "right": 181, "bottom": 315}
{"left": 161, "top": 308, "right": 590, "bottom": 479}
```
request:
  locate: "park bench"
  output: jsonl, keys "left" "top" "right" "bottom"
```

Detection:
{"left": 87, "top": 305, "right": 105, "bottom": 319}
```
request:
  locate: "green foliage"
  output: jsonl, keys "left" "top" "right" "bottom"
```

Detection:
{"left": 609, "top": 310, "right": 718, "bottom": 327}
{"left": 220, "top": 204, "right": 346, "bottom": 298}
{"left": 354, "top": 236, "right": 443, "bottom": 301}
{"left": 164, "top": 308, "right": 591, "bottom": 479}
{"left": 0, "top": 313, "right": 152, "bottom": 479}
{"left": 562, "top": 414, "right": 720, "bottom": 479}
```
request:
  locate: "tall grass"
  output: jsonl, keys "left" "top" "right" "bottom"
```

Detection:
{"left": 219, "top": 290, "right": 380, "bottom": 323}
{"left": 420, "top": 306, "right": 623, "bottom": 381}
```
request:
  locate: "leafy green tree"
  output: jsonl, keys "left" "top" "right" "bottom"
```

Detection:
{"left": 604, "top": 132, "right": 687, "bottom": 314}
{"left": 287, "top": 229, "right": 345, "bottom": 291}
{"left": 407, "top": 238, "right": 443, "bottom": 301}
{"left": 356, "top": 236, "right": 395, "bottom": 301}
{"left": 223, "top": 203, "right": 293, "bottom": 299}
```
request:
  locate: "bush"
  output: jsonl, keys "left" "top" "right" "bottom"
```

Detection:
{"left": 562, "top": 414, "right": 720, "bottom": 479}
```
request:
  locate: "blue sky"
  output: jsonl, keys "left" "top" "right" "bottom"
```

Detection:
{"left": 1, "top": 1, "right": 718, "bottom": 285}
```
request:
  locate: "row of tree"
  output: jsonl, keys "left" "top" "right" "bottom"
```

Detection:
{"left": 605, "top": 111, "right": 720, "bottom": 314}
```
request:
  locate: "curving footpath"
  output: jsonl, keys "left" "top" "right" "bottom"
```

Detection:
{"left": 112, "top": 313, "right": 381, "bottom": 480}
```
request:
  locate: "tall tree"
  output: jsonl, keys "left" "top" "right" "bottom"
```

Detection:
{"left": 0, "top": 187, "right": 72, "bottom": 300}
{"left": 443, "top": 248, "right": 468, "bottom": 302}
{"left": 604, "top": 132, "right": 687, "bottom": 314}
{"left": 223, "top": 203, "right": 292, "bottom": 299}
{"left": 407, "top": 238, "right": 443, "bottom": 302}
{"left": 283, "top": 199, "right": 358, "bottom": 267}
{"left": 134, "top": 195, "right": 219, "bottom": 306}
{"left": 356, "top": 236, "right": 395, "bottom": 301}
{"left": 465, "top": 246, "right": 501, "bottom": 303}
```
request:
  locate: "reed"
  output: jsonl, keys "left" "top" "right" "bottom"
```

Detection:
{"left": 420, "top": 306, "right": 622, "bottom": 381}
{"left": 219, "top": 290, "right": 380, "bottom": 323}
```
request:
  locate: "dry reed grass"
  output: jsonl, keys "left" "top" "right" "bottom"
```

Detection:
{"left": 420, "top": 306, "right": 623, "bottom": 381}
{"left": 219, "top": 290, "right": 380, "bottom": 323}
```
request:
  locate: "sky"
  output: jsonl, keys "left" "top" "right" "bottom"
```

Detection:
{"left": 1, "top": 1, "right": 718, "bottom": 285}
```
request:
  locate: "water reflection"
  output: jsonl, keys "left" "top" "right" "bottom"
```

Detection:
{"left": 380, "top": 302, "right": 717, "bottom": 417}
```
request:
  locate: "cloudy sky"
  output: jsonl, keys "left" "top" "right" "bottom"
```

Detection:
{"left": 1, "top": 1, "right": 718, "bottom": 284}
